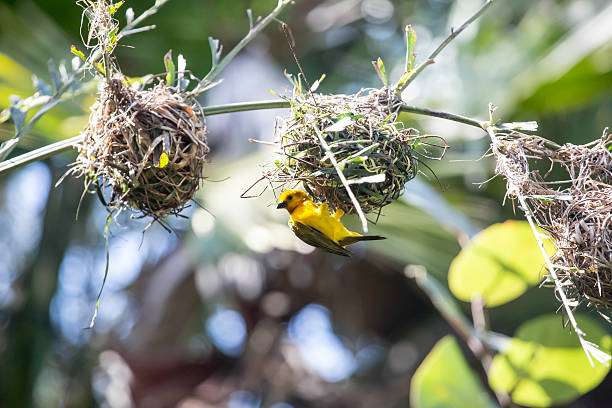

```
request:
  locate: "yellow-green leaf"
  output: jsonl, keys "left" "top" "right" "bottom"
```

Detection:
{"left": 157, "top": 152, "right": 169, "bottom": 168}
{"left": 448, "top": 221, "right": 555, "bottom": 307}
{"left": 405, "top": 24, "right": 417, "bottom": 72}
{"left": 489, "top": 314, "right": 611, "bottom": 407}
{"left": 164, "top": 50, "right": 175, "bottom": 86}
{"left": 107, "top": 28, "right": 119, "bottom": 52}
{"left": 93, "top": 62, "right": 105, "bottom": 75}
{"left": 109, "top": 1, "right": 124, "bottom": 16}
{"left": 70, "top": 45, "right": 86, "bottom": 61}
{"left": 411, "top": 336, "right": 497, "bottom": 408}
{"left": 377, "top": 57, "right": 388, "bottom": 87}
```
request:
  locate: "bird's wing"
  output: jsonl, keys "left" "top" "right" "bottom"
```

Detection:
{"left": 291, "top": 222, "right": 351, "bottom": 257}
{"left": 338, "top": 235, "right": 386, "bottom": 246}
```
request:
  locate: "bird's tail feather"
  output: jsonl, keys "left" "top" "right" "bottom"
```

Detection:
{"left": 338, "top": 235, "right": 386, "bottom": 246}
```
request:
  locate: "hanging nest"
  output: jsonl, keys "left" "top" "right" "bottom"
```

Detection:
{"left": 70, "top": 77, "right": 208, "bottom": 221}
{"left": 491, "top": 127, "right": 612, "bottom": 311}
{"left": 262, "top": 85, "right": 446, "bottom": 215}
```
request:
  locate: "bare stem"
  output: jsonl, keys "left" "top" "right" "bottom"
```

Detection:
{"left": 203, "top": 100, "right": 289, "bottom": 115}
{"left": 396, "top": 0, "right": 495, "bottom": 94}
{"left": 0, "top": 137, "right": 80, "bottom": 176}
{"left": 401, "top": 104, "right": 486, "bottom": 129}
{"left": 429, "top": 0, "right": 495, "bottom": 62}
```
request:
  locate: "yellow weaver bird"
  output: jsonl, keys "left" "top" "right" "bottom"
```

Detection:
{"left": 276, "top": 190, "right": 385, "bottom": 256}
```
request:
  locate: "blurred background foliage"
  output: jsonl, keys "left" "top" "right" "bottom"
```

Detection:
{"left": 1, "top": 0, "right": 612, "bottom": 407}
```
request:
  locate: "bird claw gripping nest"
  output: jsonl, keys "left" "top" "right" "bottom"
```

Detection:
{"left": 263, "top": 86, "right": 444, "bottom": 215}
{"left": 69, "top": 77, "right": 208, "bottom": 221}
{"left": 491, "top": 128, "right": 612, "bottom": 311}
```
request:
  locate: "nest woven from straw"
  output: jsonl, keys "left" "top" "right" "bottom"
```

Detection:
{"left": 491, "top": 128, "right": 612, "bottom": 310}
{"left": 72, "top": 77, "right": 208, "bottom": 220}
{"left": 264, "top": 88, "right": 430, "bottom": 214}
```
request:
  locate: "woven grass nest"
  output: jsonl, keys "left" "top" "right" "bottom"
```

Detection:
{"left": 492, "top": 128, "right": 612, "bottom": 311}
{"left": 264, "top": 84, "right": 444, "bottom": 215}
{"left": 71, "top": 77, "right": 208, "bottom": 220}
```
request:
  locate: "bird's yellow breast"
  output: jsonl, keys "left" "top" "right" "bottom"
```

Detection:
{"left": 289, "top": 200, "right": 360, "bottom": 244}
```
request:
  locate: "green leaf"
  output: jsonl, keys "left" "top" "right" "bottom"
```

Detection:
{"left": 448, "top": 221, "right": 556, "bottom": 307}
{"left": 47, "top": 59, "right": 61, "bottom": 91}
{"left": 208, "top": 37, "right": 222, "bottom": 65}
{"left": 347, "top": 174, "right": 386, "bottom": 184}
{"left": 489, "top": 314, "right": 612, "bottom": 407}
{"left": 108, "top": 1, "right": 124, "bottom": 16}
{"left": 0, "top": 110, "right": 10, "bottom": 125}
{"left": 405, "top": 24, "right": 417, "bottom": 72}
{"left": 177, "top": 54, "right": 189, "bottom": 90}
{"left": 372, "top": 57, "right": 388, "bottom": 87}
{"left": 310, "top": 73, "right": 326, "bottom": 92}
{"left": 70, "top": 45, "right": 86, "bottom": 61}
{"left": 411, "top": 336, "right": 498, "bottom": 408}
{"left": 8, "top": 95, "right": 25, "bottom": 132}
{"left": 9, "top": 105, "right": 25, "bottom": 132}
{"left": 93, "top": 62, "right": 105, "bottom": 76}
{"left": 324, "top": 116, "right": 353, "bottom": 132}
{"left": 396, "top": 71, "right": 411, "bottom": 89}
{"left": 32, "top": 75, "right": 52, "bottom": 96}
{"left": 164, "top": 50, "right": 175, "bottom": 86}
{"left": 107, "top": 27, "right": 119, "bottom": 52}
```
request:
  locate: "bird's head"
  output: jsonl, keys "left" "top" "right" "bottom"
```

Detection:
{"left": 276, "top": 190, "right": 309, "bottom": 213}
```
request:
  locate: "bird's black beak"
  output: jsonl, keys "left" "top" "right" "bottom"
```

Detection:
{"left": 276, "top": 201, "right": 288, "bottom": 209}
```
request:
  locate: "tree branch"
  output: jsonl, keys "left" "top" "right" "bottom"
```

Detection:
{"left": 0, "top": 100, "right": 490, "bottom": 176}
{"left": 396, "top": 0, "right": 495, "bottom": 94}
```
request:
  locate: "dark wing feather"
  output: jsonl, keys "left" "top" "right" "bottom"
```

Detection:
{"left": 291, "top": 222, "right": 351, "bottom": 257}
{"left": 338, "top": 235, "right": 386, "bottom": 246}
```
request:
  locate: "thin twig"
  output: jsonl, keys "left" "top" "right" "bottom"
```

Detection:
{"left": 429, "top": 0, "right": 495, "bottom": 61}
{"left": 189, "top": 0, "right": 292, "bottom": 97}
{"left": 123, "top": 0, "right": 171, "bottom": 33}
{"left": 396, "top": 0, "right": 495, "bottom": 94}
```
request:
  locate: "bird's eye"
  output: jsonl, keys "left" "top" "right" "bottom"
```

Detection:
{"left": 287, "top": 195, "right": 293, "bottom": 200}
